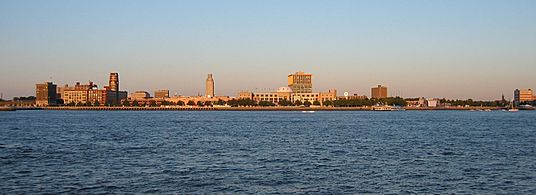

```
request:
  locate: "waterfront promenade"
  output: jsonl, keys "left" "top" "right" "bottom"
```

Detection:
{"left": 1, "top": 106, "right": 505, "bottom": 111}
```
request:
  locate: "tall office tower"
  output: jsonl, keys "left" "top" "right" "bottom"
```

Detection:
{"left": 288, "top": 71, "right": 312, "bottom": 93}
{"left": 109, "top": 72, "right": 119, "bottom": 91}
{"left": 108, "top": 72, "right": 119, "bottom": 104}
{"left": 35, "top": 82, "right": 57, "bottom": 106}
{"left": 206, "top": 74, "right": 215, "bottom": 98}
{"left": 371, "top": 85, "right": 388, "bottom": 99}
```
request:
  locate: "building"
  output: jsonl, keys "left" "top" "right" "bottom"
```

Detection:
{"left": 319, "top": 89, "right": 338, "bottom": 104}
{"left": 35, "top": 82, "right": 57, "bottom": 106}
{"left": 155, "top": 90, "right": 170, "bottom": 99}
{"left": 62, "top": 82, "right": 95, "bottom": 104}
{"left": 206, "top": 74, "right": 215, "bottom": 98}
{"left": 108, "top": 72, "right": 119, "bottom": 91}
{"left": 62, "top": 82, "right": 116, "bottom": 105}
{"left": 61, "top": 72, "right": 128, "bottom": 105}
{"left": 427, "top": 98, "right": 439, "bottom": 107}
{"left": 514, "top": 89, "right": 535, "bottom": 104}
{"left": 106, "top": 72, "right": 120, "bottom": 104}
{"left": 288, "top": 71, "right": 312, "bottom": 93}
{"left": 130, "top": 91, "right": 151, "bottom": 99}
{"left": 238, "top": 87, "right": 337, "bottom": 105}
{"left": 371, "top": 85, "right": 388, "bottom": 99}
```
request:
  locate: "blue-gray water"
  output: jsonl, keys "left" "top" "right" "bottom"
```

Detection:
{"left": 1, "top": 110, "right": 536, "bottom": 194}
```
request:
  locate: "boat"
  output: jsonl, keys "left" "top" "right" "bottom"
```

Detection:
{"left": 508, "top": 101, "right": 519, "bottom": 112}
{"left": 519, "top": 105, "right": 535, "bottom": 110}
{"left": 301, "top": 110, "right": 315, "bottom": 113}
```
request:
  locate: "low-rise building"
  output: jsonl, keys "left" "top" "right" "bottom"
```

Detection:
{"left": 130, "top": 91, "right": 151, "bottom": 99}
{"left": 514, "top": 89, "right": 535, "bottom": 104}
{"left": 427, "top": 98, "right": 439, "bottom": 107}
{"left": 155, "top": 90, "right": 170, "bottom": 99}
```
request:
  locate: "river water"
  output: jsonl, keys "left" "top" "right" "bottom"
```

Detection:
{"left": 1, "top": 110, "right": 535, "bottom": 194}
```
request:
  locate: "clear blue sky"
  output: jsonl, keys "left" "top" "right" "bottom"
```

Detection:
{"left": 1, "top": 0, "right": 535, "bottom": 100}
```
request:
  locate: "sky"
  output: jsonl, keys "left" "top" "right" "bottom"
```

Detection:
{"left": 1, "top": 0, "right": 535, "bottom": 100}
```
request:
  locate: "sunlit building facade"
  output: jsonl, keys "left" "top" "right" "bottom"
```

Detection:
{"left": 35, "top": 82, "right": 57, "bottom": 106}
{"left": 288, "top": 71, "right": 312, "bottom": 93}
{"left": 371, "top": 85, "right": 388, "bottom": 99}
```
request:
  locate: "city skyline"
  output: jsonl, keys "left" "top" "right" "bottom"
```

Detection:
{"left": 1, "top": 0, "right": 536, "bottom": 100}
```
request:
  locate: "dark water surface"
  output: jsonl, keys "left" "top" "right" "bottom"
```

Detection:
{"left": 1, "top": 110, "right": 535, "bottom": 194}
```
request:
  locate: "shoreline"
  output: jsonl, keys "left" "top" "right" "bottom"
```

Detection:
{"left": 0, "top": 106, "right": 510, "bottom": 111}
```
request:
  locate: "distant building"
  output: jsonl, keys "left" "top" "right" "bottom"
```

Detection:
{"left": 155, "top": 89, "right": 170, "bottom": 99}
{"left": 108, "top": 73, "right": 119, "bottom": 91}
{"left": 371, "top": 85, "right": 388, "bottom": 99}
{"left": 106, "top": 72, "right": 120, "bottom": 104}
{"left": 130, "top": 91, "right": 151, "bottom": 99}
{"left": 238, "top": 87, "right": 338, "bottom": 105}
{"left": 427, "top": 98, "right": 439, "bottom": 107}
{"left": 514, "top": 89, "right": 535, "bottom": 104}
{"left": 206, "top": 74, "right": 215, "bottom": 98}
{"left": 35, "top": 82, "right": 57, "bottom": 106}
{"left": 319, "top": 89, "right": 338, "bottom": 105}
{"left": 288, "top": 71, "right": 312, "bottom": 93}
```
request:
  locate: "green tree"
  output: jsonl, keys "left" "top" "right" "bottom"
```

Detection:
{"left": 132, "top": 100, "right": 139, "bottom": 107}
{"left": 323, "top": 100, "right": 333, "bottom": 107}
{"left": 187, "top": 100, "right": 195, "bottom": 106}
{"left": 76, "top": 102, "right": 84, "bottom": 107}
{"left": 258, "top": 101, "right": 275, "bottom": 107}
{"left": 303, "top": 101, "right": 312, "bottom": 107}
{"left": 93, "top": 100, "right": 100, "bottom": 107}
{"left": 122, "top": 100, "right": 131, "bottom": 107}
{"left": 204, "top": 101, "right": 212, "bottom": 107}
{"left": 149, "top": 100, "right": 157, "bottom": 107}
{"left": 216, "top": 99, "right": 226, "bottom": 105}
{"left": 278, "top": 99, "right": 292, "bottom": 106}
{"left": 197, "top": 101, "right": 204, "bottom": 107}
{"left": 294, "top": 100, "right": 303, "bottom": 106}
{"left": 177, "top": 100, "right": 185, "bottom": 106}
{"left": 238, "top": 98, "right": 255, "bottom": 106}
{"left": 227, "top": 99, "right": 239, "bottom": 107}
{"left": 313, "top": 100, "right": 321, "bottom": 106}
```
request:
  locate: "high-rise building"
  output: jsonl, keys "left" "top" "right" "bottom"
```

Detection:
{"left": 288, "top": 71, "right": 312, "bottom": 93}
{"left": 108, "top": 72, "right": 120, "bottom": 104}
{"left": 371, "top": 85, "right": 388, "bottom": 99}
{"left": 206, "top": 74, "right": 215, "bottom": 98}
{"left": 155, "top": 89, "right": 170, "bottom": 99}
{"left": 109, "top": 72, "right": 119, "bottom": 91}
{"left": 35, "top": 82, "right": 57, "bottom": 106}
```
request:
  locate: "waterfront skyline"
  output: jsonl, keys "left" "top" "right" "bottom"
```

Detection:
{"left": 1, "top": 0, "right": 536, "bottom": 100}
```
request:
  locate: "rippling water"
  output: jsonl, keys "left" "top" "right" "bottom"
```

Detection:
{"left": 1, "top": 110, "right": 536, "bottom": 194}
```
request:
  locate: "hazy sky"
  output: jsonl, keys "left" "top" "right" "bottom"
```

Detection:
{"left": 1, "top": 0, "right": 535, "bottom": 100}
